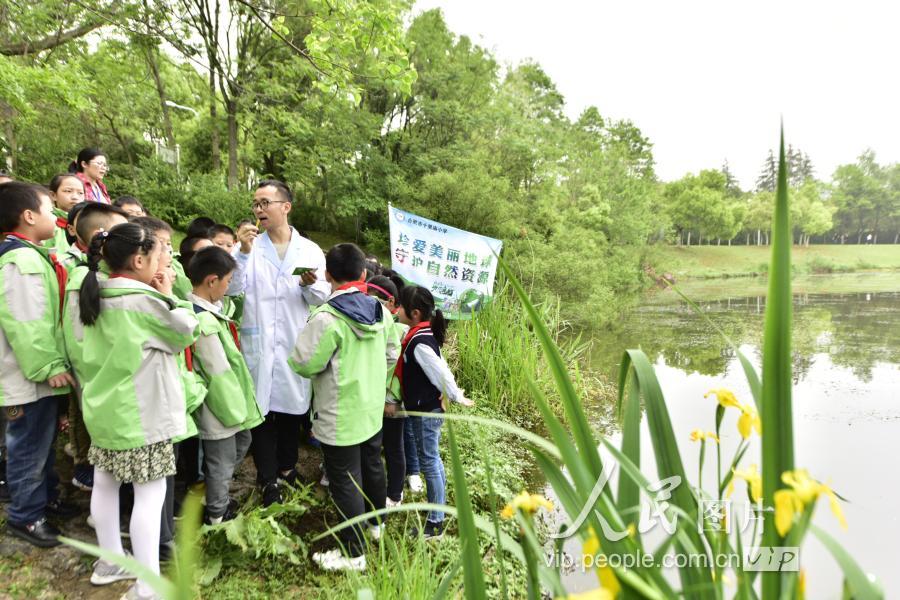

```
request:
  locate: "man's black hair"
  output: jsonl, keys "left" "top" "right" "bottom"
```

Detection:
{"left": 257, "top": 179, "right": 294, "bottom": 204}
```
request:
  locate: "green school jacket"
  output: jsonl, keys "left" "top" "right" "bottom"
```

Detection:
{"left": 63, "top": 263, "right": 108, "bottom": 382}
{"left": 0, "top": 236, "right": 70, "bottom": 406}
{"left": 79, "top": 277, "right": 200, "bottom": 450}
{"left": 171, "top": 258, "right": 193, "bottom": 301}
{"left": 42, "top": 208, "right": 71, "bottom": 256}
{"left": 189, "top": 294, "right": 263, "bottom": 439}
{"left": 173, "top": 350, "right": 203, "bottom": 442}
{"left": 289, "top": 289, "right": 400, "bottom": 446}
{"left": 61, "top": 244, "right": 85, "bottom": 273}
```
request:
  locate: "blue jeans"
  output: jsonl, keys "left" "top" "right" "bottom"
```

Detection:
{"left": 403, "top": 418, "right": 420, "bottom": 474}
{"left": 5, "top": 395, "right": 61, "bottom": 525}
{"left": 408, "top": 409, "right": 445, "bottom": 523}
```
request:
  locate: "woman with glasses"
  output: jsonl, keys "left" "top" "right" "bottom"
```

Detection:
{"left": 68, "top": 148, "right": 111, "bottom": 204}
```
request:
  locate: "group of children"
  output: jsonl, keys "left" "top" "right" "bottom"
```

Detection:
{"left": 0, "top": 162, "right": 471, "bottom": 598}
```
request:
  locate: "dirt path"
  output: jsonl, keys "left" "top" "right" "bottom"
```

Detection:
{"left": 1, "top": 443, "right": 326, "bottom": 599}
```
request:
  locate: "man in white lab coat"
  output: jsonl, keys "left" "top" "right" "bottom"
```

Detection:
{"left": 227, "top": 180, "right": 331, "bottom": 505}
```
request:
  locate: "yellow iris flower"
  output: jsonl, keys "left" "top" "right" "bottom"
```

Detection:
{"left": 500, "top": 490, "right": 553, "bottom": 519}
{"left": 774, "top": 469, "right": 848, "bottom": 536}
{"left": 705, "top": 389, "right": 762, "bottom": 438}
{"left": 690, "top": 429, "right": 720, "bottom": 443}
{"left": 582, "top": 527, "right": 621, "bottom": 596}
{"left": 727, "top": 463, "right": 762, "bottom": 503}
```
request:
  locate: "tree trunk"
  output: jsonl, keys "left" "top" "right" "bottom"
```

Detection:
{"left": 225, "top": 99, "right": 239, "bottom": 189}
{"left": 698, "top": 234, "right": 703, "bottom": 245}
{"left": 1, "top": 101, "right": 15, "bottom": 172}
{"left": 209, "top": 71, "right": 221, "bottom": 171}
{"left": 873, "top": 233, "right": 878, "bottom": 244}
{"left": 145, "top": 46, "right": 176, "bottom": 146}
{"left": 687, "top": 231, "right": 692, "bottom": 246}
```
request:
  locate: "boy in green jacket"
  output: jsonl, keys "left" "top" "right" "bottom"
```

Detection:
{"left": 0, "top": 182, "right": 78, "bottom": 547}
{"left": 290, "top": 243, "right": 400, "bottom": 571}
{"left": 187, "top": 246, "right": 263, "bottom": 524}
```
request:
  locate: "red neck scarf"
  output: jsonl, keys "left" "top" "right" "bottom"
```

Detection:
{"left": 3, "top": 232, "right": 67, "bottom": 320}
{"left": 336, "top": 280, "right": 368, "bottom": 293}
{"left": 227, "top": 321, "right": 241, "bottom": 350}
{"left": 393, "top": 321, "right": 431, "bottom": 389}
{"left": 56, "top": 217, "right": 68, "bottom": 229}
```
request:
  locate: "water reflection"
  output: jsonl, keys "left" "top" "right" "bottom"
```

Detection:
{"left": 578, "top": 283, "right": 900, "bottom": 598}
{"left": 590, "top": 291, "right": 900, "bottom": 384}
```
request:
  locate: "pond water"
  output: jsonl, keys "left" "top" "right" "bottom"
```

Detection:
{"left": 565, "top": 273, "right": 900, "bottom": 598}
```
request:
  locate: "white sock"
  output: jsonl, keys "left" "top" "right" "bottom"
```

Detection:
{"left": 90, "top": 468, "right": 124, "bottom": 557}
{"left": 130, "top": 477, "right": 167, "bottom": 596}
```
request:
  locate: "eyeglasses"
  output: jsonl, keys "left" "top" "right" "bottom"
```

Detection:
{"left": 251, "top": 199, "right": 289, "bottom": 211}
{"left": 89, "top": 161, "right": 109, "bottom": 170}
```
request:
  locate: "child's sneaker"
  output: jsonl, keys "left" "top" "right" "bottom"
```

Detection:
{"left": 261, "top": 482, "right": 282, "bottom": 507}
{"left": 409, "top": 520, "right": 444, "bottom": 540}
{"left": 119, "top": 583, "right": 162, "bottom": 600}
{"left": 277, "top": 468, "right": 300, "bottom": 488}
{"left": 407, "top": 474, "right": 424, "bottom": 493}
{"left": 318, "top": 463, "right": 329, "bottom": 487}
{"left": 90, "top": 555, "right": 137, "bottom": 585}
{"left": 72, "top": 464, "right": 94, "bottom": 491}
{"left": 368, "top": 523, "right": 385, "bottom": 541}
{"left": 385, "top": 496, "right": 402, "bottom": 508}
{"left": 312, "top": 548, "right": 366, "bottom": 571}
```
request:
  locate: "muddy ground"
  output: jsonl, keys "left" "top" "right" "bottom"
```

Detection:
{"left": 1, "top": 442, "right": 328, "bottom": 600}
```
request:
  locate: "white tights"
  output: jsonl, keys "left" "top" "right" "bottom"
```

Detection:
{"left": 91, "top": 468, "right": 166, "bottom": 596}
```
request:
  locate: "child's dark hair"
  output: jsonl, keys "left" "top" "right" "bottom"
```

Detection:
{"left": 186, "top": 217, "right": 215, "bottom": 239}
{"left": 0, "top": 181, "right": 48, "bottom": 231}
{"left": 209, "top": 223, "right": 236, "bottom": 240}
{"left": 398, "top": 285, "right": 447, "bottom": 346}
{"left": 236, "top": 218, "right": 253, "bottom": 229}
{"left": 366, "top": 275, "right": 397, "bottom": 302}
{"left": 382, "top": 268, "right": 405, "bottom": 293}
{"left": 130, "top": 215, "right": 172, "bottom": 234}
{"left": 364, "top": 254, "right": 382, "bottom": 277}
{"left": 180, "top": 236, "right": 209, "bottom": 268}
{"left": 68, "top": 148, "right": 105, "bottom": 174}
{"left": 114, "top": 195, "right": 146, "bottom": 213}
{"left": 79, "top": 223, "right": 157, "bottom": 326}
{"left": 187, "top": 246, "right": 236, "bottom": 285}
{"left": 66, "top": 201, "right": 89, "bottom": 244}
{"left": 75, "top": 203, "right": 129, "bottom": 243}
{"left": 48, "top": 173, "right": 82, "bottom": 193}
{"left": 325, "top": 243, "right": 366, "bottom": 283}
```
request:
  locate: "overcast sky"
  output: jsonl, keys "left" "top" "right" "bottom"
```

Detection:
{"left": 413, "top": 0, "right": 900, "bottom": 189}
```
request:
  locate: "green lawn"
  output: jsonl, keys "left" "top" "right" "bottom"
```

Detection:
{"left": 648, "top": 244, "right": 900, "bottom": 279}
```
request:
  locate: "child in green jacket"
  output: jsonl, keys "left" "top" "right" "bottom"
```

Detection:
{"left": 290, "top": 243, "right": 400, "bottom": 572}
{"left": 78, "top": 222, "right": 199, "bottom": 599}
{"left": 62, "top": 202, "right": 129, "bottom": 492}
{"left": 0, "top": 182, "right": 77, "bottom": 548}
{"left": 186, "top": 246, "right": 263, "bottom": 524}
{"left": 43, "top": 173, "right": 84, "bottom": 256}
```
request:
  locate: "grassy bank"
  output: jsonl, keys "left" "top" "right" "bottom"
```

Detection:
{"left": 648, "top": 244, "right": 900, "bottom": 280}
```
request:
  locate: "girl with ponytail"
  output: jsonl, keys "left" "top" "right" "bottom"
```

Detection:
{"left": 394, "top": 285, "right": 473, "bottom": 539}
{"left": 76, "top": 222, "right": 199, "bottom": 598}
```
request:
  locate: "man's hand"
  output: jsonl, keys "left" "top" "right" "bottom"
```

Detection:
{"left": 48, "top": 372, "right": 76, "bottom": 388}
{"left": 457, "top": 396, "right": 475, "bottom": 407}
{"left": 383, "top": 402, "right": 398, "bottom": 417}
{"left": 299, "top": 270, "right": 318, "bottom": 287}
{"left": 236, "top": 223, "right": 259, "bottom": 254}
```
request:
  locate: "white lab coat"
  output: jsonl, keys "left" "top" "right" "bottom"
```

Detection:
{"left": 227, "top": 228, "right": 331, "bottom": 416}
